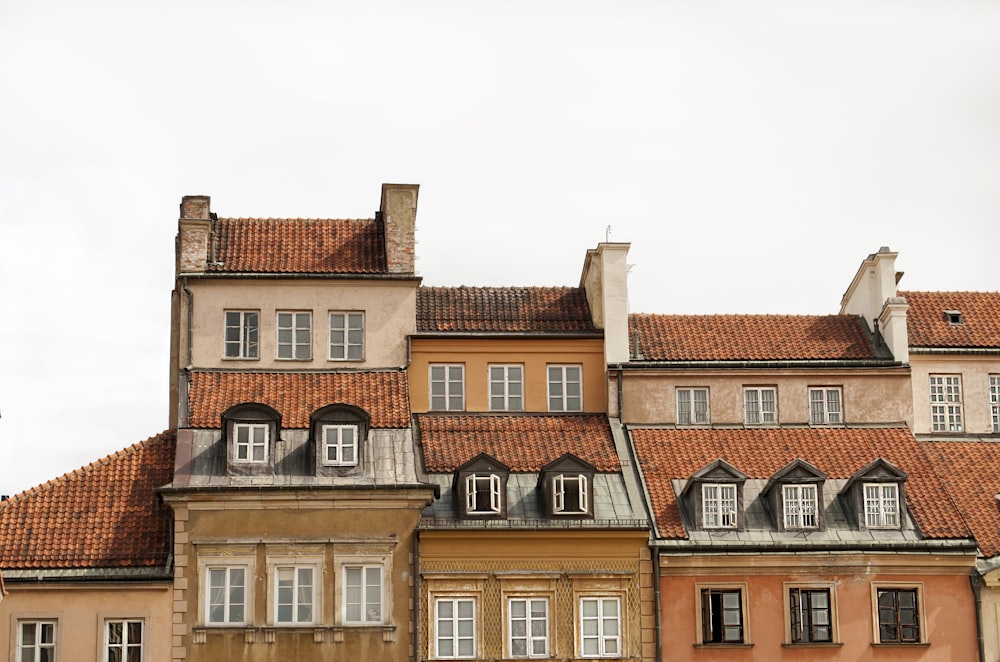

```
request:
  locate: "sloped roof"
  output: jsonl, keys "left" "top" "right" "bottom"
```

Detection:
{"left": 0, "top": 431, "right": 175, "bottom": 570}
{"left": 417, "top": 286, "right": 598, "bottom": 333}
{"left": 629, "top": 313, "right": 881, "bottom": 362}
{"left": 922, "top": 441, "right": 1000, "bottom": 557}
{"left": 206, "top": 218, "right": 387, "bottom": 274}
{"left": 417, "top": 414, "right": 620, "bottom": 473}
{"left": 188, "top": 371, "right": 410, "bottom": 429}
{"left": 901, "top": 291, "right": 1000, "bottom": 349}
{"left": 630, "top": 427, "right": 966, "bottom": 540}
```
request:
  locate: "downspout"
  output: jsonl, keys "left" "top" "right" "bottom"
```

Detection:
{"left": 616, "top": 366, "right": 624, "bottom": 420}
{"left": 971, "top": 571, "right": 985, "bottom": 662}
{"left": 413, "top": 530, "right": 421, "bottom": 662}
{"left": 654, "top": 548, "right": 663, "bottom": 662}
{"left": 182, "top": 278, "right": 194, "bottom": 428}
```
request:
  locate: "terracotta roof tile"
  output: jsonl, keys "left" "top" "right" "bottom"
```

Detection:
{"left": 418, "top": 414, "right": 619, "bottom": 472}
{"left": 629, "top": 313, "right": 880, "bottom": 361}
{"left": 922, "top": 441, "right": 1000, "bottom": 557}
{"left": 417, "top": 287, "right": 597, "bottom": 333}
{"left": 188, "top": 371, "right": 410, "bottom": 429}
{"left": 207, "top": 218, "right": 387, "bottom": 274}
{"left": 0, "top": 431, "right": 175, "bottom": 570}
{"left": 901, "top": 291, "right": 1000, "bottom": 349}
{"left": 630, "top": 427, "right": 966, "bottom": 540}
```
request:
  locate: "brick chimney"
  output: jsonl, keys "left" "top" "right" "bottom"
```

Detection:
{"left": 177, "top": 195, "right": 212, "bottom": 275}
{"left": 379, "top": 184, "right": 419, "bottom": 274}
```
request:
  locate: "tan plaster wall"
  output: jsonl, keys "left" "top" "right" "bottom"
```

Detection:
{"left": 909, "top": 354, "right": 1000, "bottom": 435}
{"left": 980, "top": 576, "right": 1000, "bottom": 662}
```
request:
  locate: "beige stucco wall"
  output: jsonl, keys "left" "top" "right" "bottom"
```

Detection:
{"left": 980, "top": 569, "right": 1000, "bottom": 662}
{"left": 910, "top": 354, "right": 1000, "bottom": 435}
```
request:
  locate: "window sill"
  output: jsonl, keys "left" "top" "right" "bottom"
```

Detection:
{"left": 222, "top": 356, "right": 260, "bottom": 361}
{"left": 328, "top": 358, "right": 365, "bottom": 362}
{"left": 871, "top": 642, "right": 929, "bottom": 648}
{"left": 694, "top": 643, "right": 753, "bottom": 649}
{"left": 782, "top": 642, "right": 843, "bottom": 648}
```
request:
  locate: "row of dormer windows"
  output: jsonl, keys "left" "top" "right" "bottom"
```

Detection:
{"left": 676, "top": 386, "right": 843, "bottom": 426}
{"left": 224, "top": 310, "right": 364, "bottom": 361}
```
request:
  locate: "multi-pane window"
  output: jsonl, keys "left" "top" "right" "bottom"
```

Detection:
{"left": 864, "top": 483, "right": 900, "bottom": 528}
{"left": 509, "top": 598, "right": 549, "bottom": 658}
{"left": 700, "top": 589, "right": 744, "bottom": 644}
{"left": 489, "top": 365, "right": 524, "bottom": 411}
{"left": 18, "top": 621, "right": 56, "bottom": 662}
{"left": 322, "top": 424, "right": 357, "bottom": 466}
{"left": 276, "top": 311, "right": 312, "bottom": 360}
{"left": 580, "top": 597, "right": 621, "bottom": 657}
{"left": 789, "top": 588, "right": 831, "bottom": 643}
{"left": 876, "top": 588, "right": 920, "bottom": 643}
{"left": 436, "top": 598, "right": 476, "bottom": 658}
{"left": 553, "top": 474, "right": 588, "bottom": 515}
{"left": 548, "top": 365, "right": 583, "bottom": 412}
{"left": 330, "top": 311, "right": 364, "bottom": 361}
{"left": 782, "top": 484, "right": 818, "bottom": 529}
{"left": 344, "top": 565, "right": 383, "bottom": 624}
{"left": 930, "top": 375, "right": 963, "bottom": 431}
{"left": 207, "top": 567, "right": 247, "bottom": 624}
{"left": 809, "top": 387, "right": 842, "bottom": 425}
{"left": 702, "top": 483, "right": 737, "bottom": 528}
{"left": 106, "top": 619, "right": 143, "bottom": 662}
{"left": 233, "top": 423, "right": 268, "bottom": 463}
{"left": 224, "top": 310, "right": 259, "bottom": 359}
{"left": 677, "top": 388, "right": 710, "bottom": 425}
{"left": 275, "top": 566, "right": 314, "bottom": 624}
{"left": 744, "top": 387, "right": 777, "bottom": 425}
{"left": 430, "top": 364, "right": 465, "bottom": 411}
{"left": 466, "top": 473, "right": 502, "bottom": 514}
{"left": 990, "top": 375, "right": 999, "bottom": 433}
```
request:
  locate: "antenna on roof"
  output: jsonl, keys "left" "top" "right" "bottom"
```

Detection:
{"left": 605, "top": 225, "right": 611, "bottom": 242}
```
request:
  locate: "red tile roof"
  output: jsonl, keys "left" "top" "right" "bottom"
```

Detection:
{"left": 629, "top": 313, "right": 880, "bottom": 361}
{"left": 630, "top": 427, "right": 966, "bottom": 540}
{"left": 922, "top": 441, "right": 1000, "bottom": 557}
{"left": 417, "top": 287, "right": 597, "bottom": 333}
{"left": 418, "top": 414, "right": 620, "bottom": 472}
{"left": 206, "top": 218, "right": 387, "bottom": 274}
{"left": 0, "top": 431, "right": 175, "bottom": 570}
{"left": 901, "top": 291, "right": 1000, "bottom": 349}
{"left": 188, "top": 371, "right": 410, "bottom": 429}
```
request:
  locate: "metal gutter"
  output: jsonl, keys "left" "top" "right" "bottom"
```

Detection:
{"left": 621, "top": 359, "right": 903, "bottom": 369}
{"left": 909, "top": 347, "right": 1000, "bottom": 355}
{"left": 650, "top": 538, "right": 977, "bottom": 553}
{"left": 2, "top": 566, "right": 173, "bottom": 582}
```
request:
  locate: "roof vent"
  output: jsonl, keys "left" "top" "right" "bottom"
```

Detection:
{"left": 944, "top": 310, "right": 964, "bottom": 325}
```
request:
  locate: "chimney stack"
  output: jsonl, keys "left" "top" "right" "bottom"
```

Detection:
{"left": 380, "top": 184, "right": 419, "bottom": 274}
{"left": 177, "top": 195, "right": 213, "bottom": 275}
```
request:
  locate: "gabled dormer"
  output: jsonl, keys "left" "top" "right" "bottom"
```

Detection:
{"left": 539, "top": 454, "right": 596, "bottom": 519}
{"left": 310, "top": 404, "right": 370, "bottom": 477}
{"left": 221, "top": 403, "right": 281, "bottom": 476}
{"left": 762, "top": 459, "right": 827, "bottom": 531}
{"left": 455, "top": 453, "right": 510, "bottom": 519}
{"left": 681, "top": 459, "right": 747, "bottom": 530}
{"left": 841, "top": 458, "right": 908, "bottom": 530}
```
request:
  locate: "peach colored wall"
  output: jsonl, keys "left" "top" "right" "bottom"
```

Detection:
{"left": 909, "top": 354, "right": 1000, "bottom": 435}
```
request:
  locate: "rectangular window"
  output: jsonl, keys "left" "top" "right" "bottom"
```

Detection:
{"left": 466, "top": 474, "right": 502, "bottom": 514}
{"left": 789, "top": 588, "right": 831, "bottom": 643}
{"left": 489, "top": 365, "right": 524, "bottom": 411}
{"left": 990, "top": 375, "right": 999, "bottom": 433}
{"left": 548, "top": 364, "right": 583, "bottom": 412}
{"left": 809, "top": 387, "right": 842, "bottom": 425}
{"left": 744, "top": 387, "right": 777, "bottom": 425}
{"left": 224, "top": 310, "right": 259, "bottom": 359}
{"left": 18, "top": 621, "right": 56, "bottom": 662}
{"left": 930, "top": 375, "right": 963, "bottom": 431}
{"left": 701, "top": 589, "right": 744, "bottom": 644}
{"left": 580, "top": 597, "right": 620, "bottom": 657}
{"left": 430, "top": 364, "right": 465, "bottom": 411}
{"left": 864, "top": 483, "right": 900, "bottom": 528}
{"left": 509, "top": 597, "right": 549, "bottom": 658}
{"left": 233, "top": 423, "right": 268, "bottom": 463}
{"left": 106, "top": 619, "right": 143, "bottom": 662}
{"left": 344, "top": 565, "right": 383, "bottom": 624}
{"left": 876, "top": 588, "right": 920, "bottom": 643}
{"left": 322, "top": 424, "right": 357, "bottom": 466}
{"left": 702, "top": 483, "right": 737, "bottom": 528}
{"left": 783, "top": 484, "right": 818, "bottom": 529}
{"left": 276, "top": 311, "right": 312, "bottom": 360}
{"left": 436, "top": 598, "right": 476, "bottom": 658}
{"left": 330, "top": 311, "right": 364, "bottom": 361}
{"left": 677, "top": 388, "right": 710, "bottom": 425}
{"left": 207, "top": 567, "right": 247, "bottom": 624}
{"left": 553, "top": 474, "right": 588, "bottom": 515}
{"left": 275, "top": 566, "right": 314, "bottom": 624}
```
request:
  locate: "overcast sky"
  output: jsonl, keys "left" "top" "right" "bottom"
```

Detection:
{"left": 1, "top": 0, "right": 998, "bottom": 496}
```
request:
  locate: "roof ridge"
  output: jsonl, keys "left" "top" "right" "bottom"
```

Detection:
{"left": 419, "top": 284, "right": 579, "bottom": 291}
{"left": 217, "top": 217, "right": 376, "bottom": 223}
{"left": 901, "top": 290, "right": 1000, "bottom": 295}
{"left": 629, "top": 312, "right": 854, "bottom": 319}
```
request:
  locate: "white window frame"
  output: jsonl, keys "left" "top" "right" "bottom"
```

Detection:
{"left": 232, "top": 422, "right": 269, "bottom": 464}
{"left": 435, "top": 597, "right": 477, "bottom": 659}
{"left": 429, "top": 364, "right": 465, "bottom": 411}
{"left": 677, "top": 387, "right": 710, "bottom": 425}
{"left": 465, "top": 473, "right": 502, "bottom": 514}
{"left": 105, "top": 618, "right": 143, "bottom": 662}
{"left": 702, "top": 483, "right": 737, "bottom": 529}
{"left": 782, "top": 484, "right": 818, "bottom": 529}
{"left": 272, "top": 565, "right": 317, "bottom": 625}
{"left": 329, "top": 311, "right": 365, "bottom": 361}
{"left": 930, "top": 374, "right": 964, "bottom": 432}
{"left": 553, "top": 474, "right": 588, "bottom": 515}
{"left": 809, "top": 387, "right": 843, "bottom": 425}
{"left": 579, "top": 597, "right": 621, "bottom": 658}
{"left": 489, "top": 364, "right": 524, "bottom": 412}
{"left": 322, "top": 424, "right": 358, "bottom": 467}
{"left": 547, "top": 364, "right": 583, "bottom": 412}
{"left": 508, "top": 597, "right": 549, "bottom": 658}
{"left": 990, "top": 375, "right": 999, "bottom": 433}
{"left": 863, "top": 483, "right": 900, "bottom": 529}
{"left": 224, "top": 310, "right": 259, "bottom": 359}
{"left": 205, "top": 565, "right": 250, "bottom": 626}
{"left": 276, "top": 310, "right": 312, "bottom": 360}
{"left": 18, "top": 621, "right": 56, "bottom": 662}
{"left": 744, "top": 387, "right": 777, "bottom": 425}
{"left": 343, "top": 565, "right": 384, "bottom": 625}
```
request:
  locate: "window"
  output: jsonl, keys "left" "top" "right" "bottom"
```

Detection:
{"left": 436, "top": 598, "right": 476, "bottom": 658}
{"left": 276, "top": 311, "right": 311, "bottom": 360}
{"left": 233, "top": 422, "right": 269, "bottom": 464}
{"left": 322, "top": 424, "right": 358, "bottom": 466}
{"left": 548, "top": 365, "right": 582, "bottom": 412}
{"left": 702, "top": 483, "right": 737, "bottom": 529}
{"left": 864, "top": 483, "right": 899, "bottom": 528}
{"left": 344, "top": 565, "right": 383, "bottom": 624}
{"left": 744, "top": 387, "right": 777, "bottom": 425}
{"left": 430, "top": 364, "right": 465, "bottom": 411}
{"left": 876, "top": 587, "right": 920, "bottom": 644}
{"left": 224, "top": 310, "right": 259, "bottom": 359}
{"left": 700, "top": 589, "right": 744, "bottom": 644}
{"left": 466, "top": 473, "right": 502, "bottom": 514}
{"left": 18, "top": 621, "right": 56, "bottom": 662}
{"left": 330, "top": 311, "right": 364, "bottom": 361}
{"left": 489, "top": 364, "right": 524, "bottom": 411}
{"left": 509, "top": 598, "right": 549, "bottom": 658}
{"left": 106, "top": 619, "right": 143, "bottom": 662}
{"left": 782, "top": 484, "right": 818, "bottom": 529}
{"left": 553, "top": 474, "right": 588, "bottom": 515}
{"left": 274, "top": 566, "right": 315, "bottom": 624}
{"left": 809, "top": 387, "right": 842, "bottom": 425}
{"left": 990, "top": 375, "right": 999, "bottom": 433}
{"left": 207, "top": 566, "right": 247, "bottom": 625}
{"left": 677, "top": 387, "right": 709, "bottom": 425}
{"left": 580, "top": 597, "right": 620, "bottom": 657}
{"left": 789, "top": 588, "right": 832, "bottom": 643}
{"left": 944, "top": 310, "right": 964, "bottom": 325}
{"left": 930, "top": 375, "right": 963, "bottom": 431}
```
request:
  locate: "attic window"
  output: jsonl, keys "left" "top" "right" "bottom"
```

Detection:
{"left": 944, "top": 310, "right": 963, "bottom": 325}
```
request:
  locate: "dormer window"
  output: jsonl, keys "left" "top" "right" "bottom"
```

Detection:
{"left": 465, "top": 474, "right": 502, "bottom": 514}
{"left": 234, "top": 423, "right": 269, "bottom": 463}
{"left": 553, "top": 474, "right": 588, "bottom": 515}
{"left": 702, "top": 484, "right": 737, "bottom": 528}
{"left": 540, "top": 454, "right": 596, "bottom": 519}
{"left": 763, "top": 459, "right": 827, "bottom": 532}
{"left": 863, "top": 483, "right": 899, "bottom": 528}
{"left": 310, "top": 404, "right": 369, "bottom": 476}
{"left": 456, "top": 454, "right": 510, "bottom": 519}
{"left": 222, "top": 403, "right": 281, "bottom": 475}
{"left": 321, "top": 424, "right": 357, "bottom": 466}
{"left": 682, "top": 459, "right": 747, "bottom": 531}
{"left": 842, "top": 458, "right": 907, "bottom": 531}
{"left": 944, "top": 310, "right": 963, "bottom": 325}
{"left": 782, "top": 485, "right": 818, "bottom": 529}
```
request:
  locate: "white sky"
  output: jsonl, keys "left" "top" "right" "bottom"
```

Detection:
{"left": 1, "top": 0, "right": 998, "bottom": 496}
